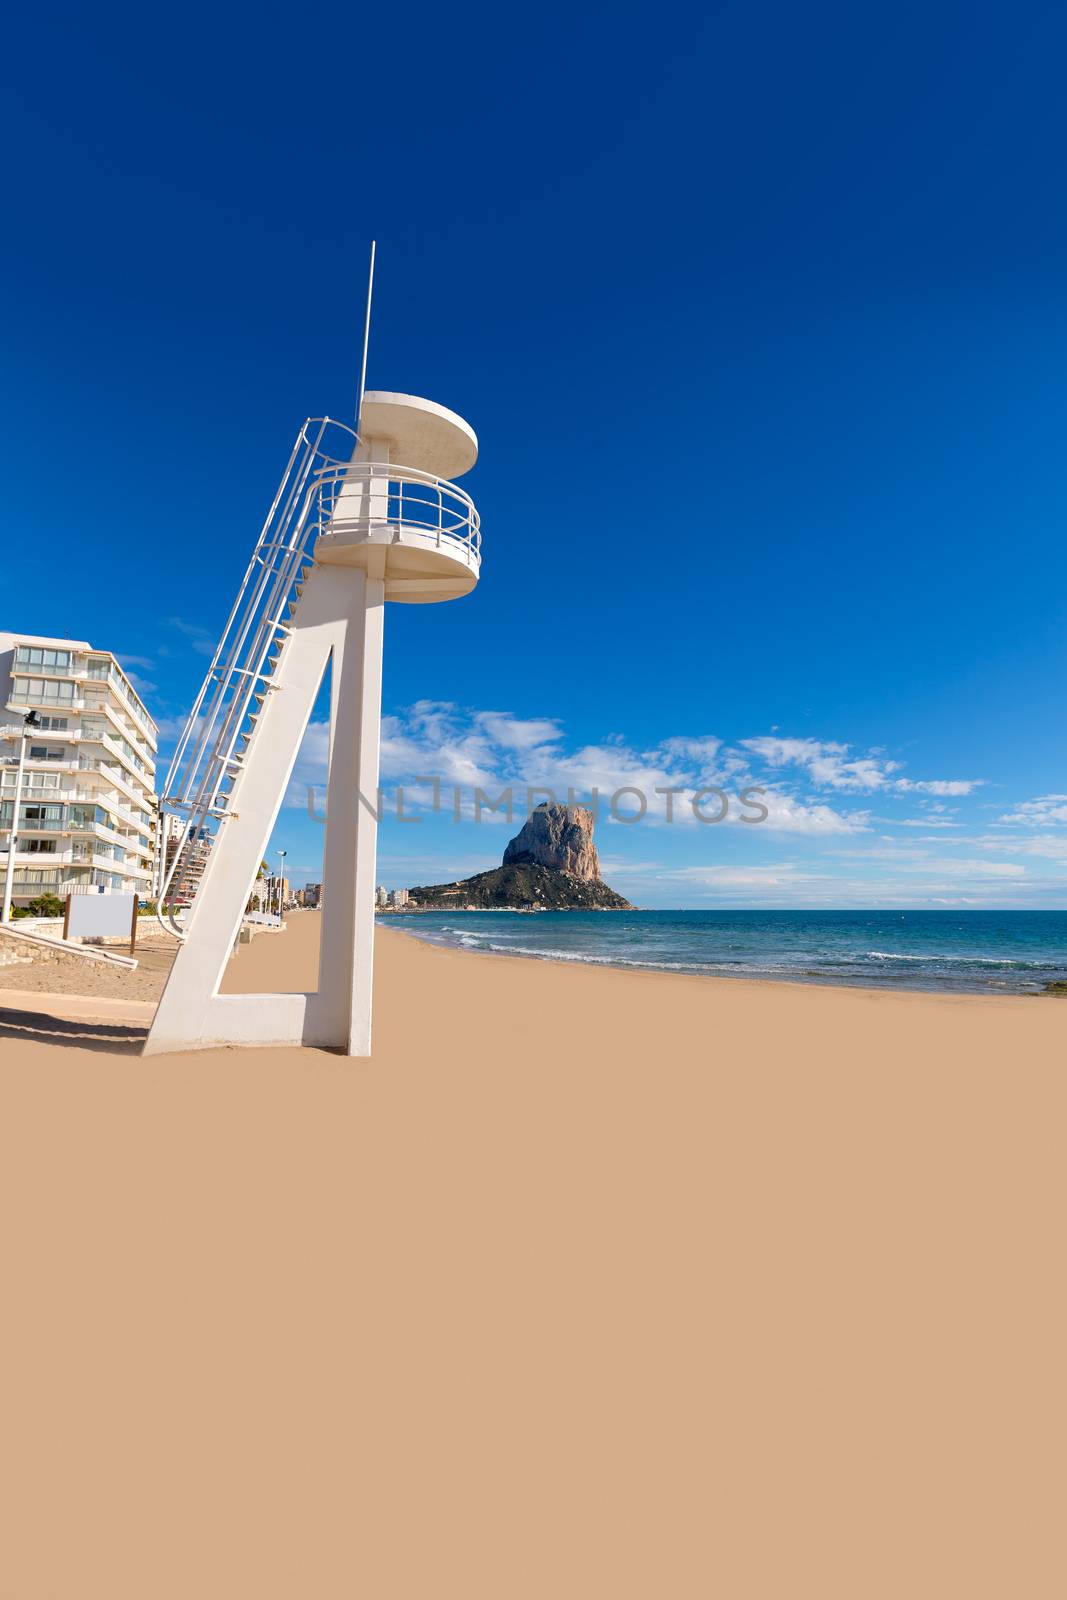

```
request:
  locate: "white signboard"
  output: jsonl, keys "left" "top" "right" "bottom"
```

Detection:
{"left": 65, "top": 891, "right": 139, "bottom": 947}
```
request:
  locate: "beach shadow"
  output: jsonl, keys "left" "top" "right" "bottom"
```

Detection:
{"left": 0, "top": 1005, "right": 148, "bottom": 1055}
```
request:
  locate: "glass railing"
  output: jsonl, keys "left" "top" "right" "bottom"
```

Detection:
{"left": 108, "top": 671, "right": 157, "bottom": 746}
{"left": 13, "top": 679, "right": 79, "bottom": 705}
{"left": 70, "top": 846, "right": 121, "bottom": 863}
{"left": 14, "top": 653, "right": 74, "bottom": 675}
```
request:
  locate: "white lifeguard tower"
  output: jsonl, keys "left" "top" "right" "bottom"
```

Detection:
{"left": 144, "top": 267, "right": 481, "bottom": 1055}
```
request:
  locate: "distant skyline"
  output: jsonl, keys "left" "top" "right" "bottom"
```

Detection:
{"left": 4, "top": 1, "right": 1066, "bottom": 905}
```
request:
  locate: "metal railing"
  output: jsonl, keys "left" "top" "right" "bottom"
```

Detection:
{"left": 318, "top": 460, "right": 480, "bottom": 562}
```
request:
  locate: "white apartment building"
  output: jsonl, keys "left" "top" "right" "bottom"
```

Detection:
{"left": 375, "top": 885, "right": 409, "bottom": 909}
{"left": 0, "top": 633, "right": 158, "bottom": 907}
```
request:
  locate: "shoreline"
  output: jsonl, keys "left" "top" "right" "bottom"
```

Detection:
{"left": 386, "top": 917, "right": 1064, "bottom": 1002}
{"left": 0, "top": 908, "right": 1060, "bottom": 1014}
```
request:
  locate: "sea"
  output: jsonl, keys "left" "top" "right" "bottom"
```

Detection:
{"left": 388, "top": 909, "right": 1067, "bottom": 996}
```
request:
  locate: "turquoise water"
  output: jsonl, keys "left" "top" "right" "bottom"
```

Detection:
{"left": 388, "top": 909, "right": 1067, "bottom": 995}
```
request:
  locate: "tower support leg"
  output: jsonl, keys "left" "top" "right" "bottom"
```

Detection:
{"left": 305, "top": 557, "right": 384, "bottom": 1054}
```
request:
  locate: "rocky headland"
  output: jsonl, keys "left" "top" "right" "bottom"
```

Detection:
{"left": 408, "top": 803, "right": 633, "bottom": 910}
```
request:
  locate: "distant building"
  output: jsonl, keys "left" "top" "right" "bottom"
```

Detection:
{"left": 375, "top": 885, "right": 410, "bottom": 910}
{"left": 0, "top": 632, "right": 158, "bottom": 907}
{"left": 164, "top": 822, "right": 211, "bottom": 906}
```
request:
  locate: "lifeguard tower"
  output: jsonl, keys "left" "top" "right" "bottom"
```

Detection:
{"left": 144, "top": 317, "right": 482, "bottom": 1054}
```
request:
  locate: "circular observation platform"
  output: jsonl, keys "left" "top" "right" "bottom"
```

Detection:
{"left": 313, "top": 391, "right": 481, "bottom": 604}
{"left": 359, "top": 391, "right": 478, "bottom": 478}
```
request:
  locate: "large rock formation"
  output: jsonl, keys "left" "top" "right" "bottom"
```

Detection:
{"left": 502, "top": 804, "right": 600, "bottom": 881}
{"left": 407, "top": 803, "right": 632, "bottom": 911}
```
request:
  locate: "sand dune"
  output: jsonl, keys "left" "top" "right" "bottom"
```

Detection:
{"left": 1, "top": 910, "right": 1065, "bottom": 1597}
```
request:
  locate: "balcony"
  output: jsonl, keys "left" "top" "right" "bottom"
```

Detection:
{"left": 105, "top": 675, "right": 158, "bottom": 751}
{"left": 81, "top": 677, "right": 156, "bottom": 743}
{"left": 69, "top": 846, "right": 127, "bottom": 870}
{"left": 0, "top": 814, "right": 65, "bottom": 832}
{"left": 12, "top": 757, "right": 80, "bottom": 772}
{"left": 76, "top": 756, "right": 146, "bottom": 809}
{"left": 73, "top": 788, "right": 151, "bottom": 834}
{"left": 6, "top": 847, "right": 67, "bottom": 865}
{"left": 314, "top": 460, "right": 481, "bottom": 603}
{"left": 96, "top": 729, "right": 150, "bottom": 785}
{"left": 12, "top": 657, "right": 82, "bottom": 679}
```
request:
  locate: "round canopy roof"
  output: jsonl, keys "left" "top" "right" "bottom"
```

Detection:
{"left": 359, "top": 391, "right": 478, "bottom": 479}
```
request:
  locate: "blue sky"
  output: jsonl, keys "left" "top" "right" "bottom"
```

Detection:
{"left": 4, "top": 1, "right": 1067, "bottom": 905}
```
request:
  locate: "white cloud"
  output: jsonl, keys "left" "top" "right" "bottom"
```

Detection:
{"left": 656, "top": 735, "right": 724, "bottom": 774}
{"left": 753, "top": 790, "right": 869, "bottom": 835}
{"left": 894, "top": 778, "right": 983, "bottom": 797}
{"left": 358, "top": 714, "right": 869, "bottom": 833}
{"left": 895, "top": 818, "right": 961, "bottom": 829}
{"left": 965, "top": 832, "right": 1067, "bottom": 862}
{"left": 927, "top": 860, "right": 1026, "bottom": 878}
{"left": 267, "top": 707, "right": 979, "bottom": 843}
{"left": 665, "top": 863, "right": 822, "bottom": 890}
{"left": 739, "top": 734, "right": 982, "bottom": 797}
{"left": 473, "top": 712, "right": 563, "bottom": 750}
{"left": 998, "top": 795, "right": 1067, "bottom": 825}
{"left": 741, "top": 734, "right": 896, "bottom": 792}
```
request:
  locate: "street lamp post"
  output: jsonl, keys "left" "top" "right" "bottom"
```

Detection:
{"left": 2, "top": 710, "right": 41, "bottom": 924}
{"left": 276, "top": 849, "right": 287, "bottom": 920}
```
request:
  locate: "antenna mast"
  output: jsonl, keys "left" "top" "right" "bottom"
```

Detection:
{"left": 355, "top": 240, "right": 377, "bottom": 433}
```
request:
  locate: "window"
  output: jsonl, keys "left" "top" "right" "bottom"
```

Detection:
{"left": 36, "top": 716, "right": 69, "bottom": 731}
{"left": 15, "top": 646, "right": 72, "bottom": 671}
{"left": 2, "top": 770, "right": 61, "bottom": 792}
{"left": 29, "top": 746, "right": 65, "bottom": 761}
{"left": 24, "top": 839, "right": 56, "bottom": 854}
{"left": 2, "top": 801, "right": 63, "bottom": 829}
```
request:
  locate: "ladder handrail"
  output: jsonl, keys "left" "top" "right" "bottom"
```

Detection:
{"left": 155, "top": 419, "right": 360, "bottom": 938}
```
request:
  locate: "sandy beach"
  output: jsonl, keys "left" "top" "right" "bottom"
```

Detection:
{"left": 0, "top": 932, "right": 176, "bottom": 1002}
{"left": 1, "top": 909, "right": 1065, "bottom": 1597}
